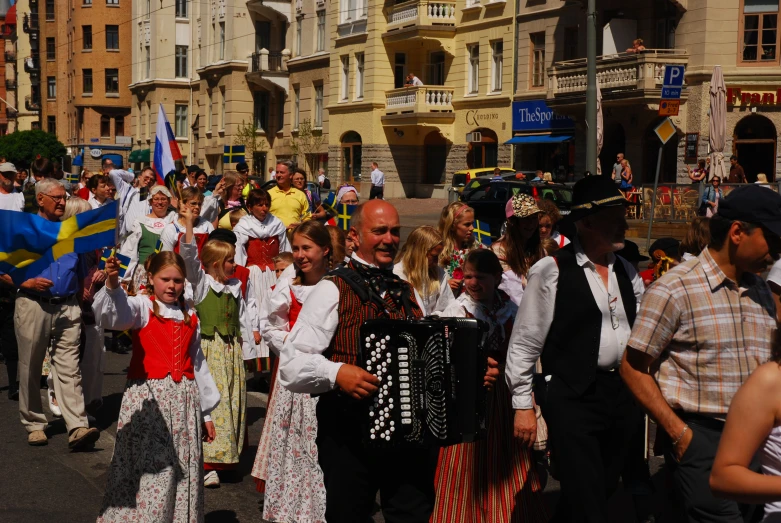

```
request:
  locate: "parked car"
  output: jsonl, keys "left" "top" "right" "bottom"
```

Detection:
{"left": 458, "top": 170, "right": 538, "bottom": 198}
{"left": 462, "top": 180, "right": 573, "bottom": 238}
{"left": 451, "top": 167, "right": 516, "bottom": 193}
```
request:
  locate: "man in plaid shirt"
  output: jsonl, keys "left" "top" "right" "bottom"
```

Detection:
{"left": 621, "top": 185, "right": 781, "bottom": 522}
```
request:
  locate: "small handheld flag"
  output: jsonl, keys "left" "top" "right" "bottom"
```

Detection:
{"left": 65, "top": 171, "right": 80, "bottom": 184}
{"left": 335, "top": 204, "right": 357, "bottom": 231}
{"left": 223, "top": 145, "right": 246, "bottom": 164}
{"left": 154, "top": 237, "right": 163, "bottom": 254}
{"left": 321, "top": 191, "right": 337, "bottom": 213}
{"left": 473, "top": 220, "right": 492, "bottom": 246}
{"left": 98, "top": 247, "right": 130, "bottom": 278}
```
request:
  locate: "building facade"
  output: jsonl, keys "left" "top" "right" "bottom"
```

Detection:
{"left": 16, "top": 0, "right": 39, "bottom": 131}
{"left": 0, "top": 0, "right": 13, "bottom": 135}
{"left": 514, "top": 0, "right": 781, "bottom": 185}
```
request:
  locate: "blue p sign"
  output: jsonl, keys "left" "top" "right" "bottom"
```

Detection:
{"left": 663, "top": 65, "right": 685, "bottom": 87}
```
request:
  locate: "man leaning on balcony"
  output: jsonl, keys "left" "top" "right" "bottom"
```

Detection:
{"left": 406, "top": 73, "right": 424, "bottom": 87}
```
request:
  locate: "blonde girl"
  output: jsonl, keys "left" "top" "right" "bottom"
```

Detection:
{"left": 438, "top": 201, "right": 482, "bottom": 293}
{"left": 160, "top": 186, "right": 214, "bottom": 253}
{"left": 93, "top": 251, "right": 219, "bottom": 521}
{"left": 393, "top": 225, "right": 455, "bottom": 316}
{"left": 180, "top": 207, "right": 254, "bottom": 488}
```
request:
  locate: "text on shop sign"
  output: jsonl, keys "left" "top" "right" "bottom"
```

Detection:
{"left": 727, "top": 88, "right": 781, "bottom": 106}
{"left": 511, "top": 100, "right": 575, "bottom": 132}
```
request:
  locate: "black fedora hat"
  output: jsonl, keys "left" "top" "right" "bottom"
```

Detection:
{"left": 568, "top": 175, "right": 628, "bottom": 221}
{"left": 616, "top": 240, "right": 649, "bottom": 264}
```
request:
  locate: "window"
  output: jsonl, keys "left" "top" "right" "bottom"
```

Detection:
{"left": 175, "top": 46, "right": 188, "bottom": 78}
{"left": 83, "top": 69, "right": 92, "bottom": 94}
{"left": 175, "top": 0, "right": 187, "bottom": 18}
{"left": 394, "top": 53, "right": 406, "bottom": 88}
{"left": 296, "top": 16, "right": 303, "bottom": 56}
{"left": 355, "top": 53, "right": 364, "bottom": 99}
{"left": 219, "top": 22, "right": 225, "bottom": 60}
{"left": 468, "top": 44, "right": 479, "bottom": 94}
{"left": 46, "top": 38, "right": 55, "bottom": 60}
{"left": 490, "top": 41, "right": 503, "bottom": 92}
{"left": 83, "top": 26, "right": 92, "bottom": 50}
{"left": 530, "top": 32, "right": 545, "bottom": 88}
{"left": 46, "top": 0, "right": 55, "bottom": 20}
{"left": 175, "top": 105, "right": 188, "bottom": 138}
{"left": 105, "top": 68, "right": 119, "bottom": 94}
{"left": 145, "top": 48, "right": 150, "bottom": 78}
{"left": 47, "top": 77, "right": 56, "bottom": 99}
{"left": 277, "top": 95, "right": 285, "bottom": 132}
{"left": 107, "top": 0, "right": 119, "bottom": 4}
{"left": 115, "top": 116, "right": 124, "bottom": 137}
{"left": 83, "top": 0, "right": 92, "bottom": 5}
{"left": 293, "top": 87, "right": 300, "bottom": 129}
{"left": 254, "top": 92, "right": 268, "bottom": 131}
{"left": 106, "top": 25, "right": 119, "bottom": 50}
{"left": 47, "top": 116, "right": 56, "bottom": 134}
{"left": 100, "top": 115, "right": 110, "bottom": 137}
{"left": 564, "top": 27, "right": 578, "bottom": 60}
{"left": 341, "top": 0, "right": 367, "bottom": 23}
{"left": 317, "top": 11, "right": 326, "bottom": 52}
{"left": 146, "top": 102, "right": 151, "bottom": 139}
{"left": 207, "top": 91, "right": 213, "bottom": 131}
{"left": 314, "top": 85, "right": 323, "bottom": 128}
{"left": 340, "top": 56, "right": 349, "bottom": 101}
{"left": 741, "top": 0, "right": 780, "bottom": 63}
{"left": 220, "top": 89, "right": 225, "bottom": 130}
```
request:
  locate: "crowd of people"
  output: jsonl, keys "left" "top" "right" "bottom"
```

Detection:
{"left": 4, "top": 153, "right": 781, "bottom": 523}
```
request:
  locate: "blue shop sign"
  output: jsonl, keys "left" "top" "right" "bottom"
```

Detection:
{"left": 512, "top": 100, "right": 575, "bottom": 132}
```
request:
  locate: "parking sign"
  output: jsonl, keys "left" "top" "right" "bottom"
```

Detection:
{"left": 663, "top": 65, "right": 685, "bottom": 88}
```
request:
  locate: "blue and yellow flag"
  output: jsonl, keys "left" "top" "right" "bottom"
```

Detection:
{"left": 473, "top": 220, "right": 492, "bottom": 246}
{"left": 335, "top": 204, "right": 357, "bottom": 231}
{"left": 65, "top": 171, "right": 80, "bottom": 184}
{"left": 97, "top": 247, "right": 130, "bottom": 278}
{"left": 223, "top": 145, "right": 245, "bottom": 164}
{"left": 321, "top": 191, "right": 337, "bottom": 213}
{"left": 0, "top": 200, "right": 118, "bottom": 284}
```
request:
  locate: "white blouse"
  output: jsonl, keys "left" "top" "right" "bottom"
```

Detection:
{"left": 392, "top": 262, "right": 455, "bottom": 316}
{"left": 232, "top": 213, "right": 291, "bottom": 267}
{"left": 178, "top": 236, "right": 257, "bottom": 361}
{"left": 91, "top": 286, "right": 220, "bottom": 419}
{"left": 161, "top": 218, "right": 215, "bottom": 252}
{"left": 118, "top": 213, "right": 177, "bottom": 281}
{"left": 259, "top": 264, "right": 318, "bottom": 356}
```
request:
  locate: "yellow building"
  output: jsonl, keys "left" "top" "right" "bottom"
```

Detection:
{"left": 327, "top": 0, "right": 515, "bottom": 198}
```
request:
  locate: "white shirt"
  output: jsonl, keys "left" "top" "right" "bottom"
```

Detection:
{"left": 318, "top": 174, "right": 325, "bottom": 185}
{"left": 505, "top": 239, "right": 645, "bottom": 410}
{"left": 108, "top": 169, "right": 148, "bottom": 239}
{"left": 279, "top": 253, "right": 379, "bottom": 394}
{"left": 88, "top": 194, "right": 112, "bottom": 209}
{"left": 411, "top": 75, "right": 424, "bottom": 86}
{"left": 370, "top": 168, "right": 385, "bottom": 187}
{"left": 160, "top": 218, "right": 214, "bottom": 252}
{"left": 0, "top": 191, "right": 24, "bottom": 211}
{"left": 259, "top": 264, "right": 318, "bottom": 356}
{"left": 270, "top": 171, "right": 276, "bottom": 180}
{"left": 91, "top": 286, "right": 221, "bottom": 419}
{"left": 768, "top": 259, "right": 781, "bottom": 287}
{"left": 550, "top": 231, "right": 571, "bottom": 248}
{"left": 118, "top": 213, "right": 177, "bottom": 281}
{"left": 392, "top": 262, "right": 454, "bottom": 316}
{"left": 232, "top": 213, "right": 291, "bottom": 266}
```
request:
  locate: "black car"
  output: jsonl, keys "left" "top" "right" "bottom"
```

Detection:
{"left": 463, "top": 181, "right": 573, "bottom": 239}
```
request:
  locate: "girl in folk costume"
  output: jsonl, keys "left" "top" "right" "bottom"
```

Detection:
{"left": 536, "top": 199, "right": 570, "bottom": 250}
{"left": 251, "top": 221, "right": 332, "bottom": 523}
{"left": 93, "top": 252, "right": 219, "bottom": 522}
{"left": 160, "top": 187, "right": 215, "bottom": 254}
{"left": 393, "top": 225, "right": 455, "bottom": 316}
{"left": 233, "top": 188, "right": 292, "bottom": 371}
{"left": 179, "top": 208, "right": 255, "bottom": 488}
{"left": 119, "top": 185, "right": 176, "bottom": 292}
{"left": 217, "top": 172, "right": 247, "bottom": 230}
{"left": 491, "top": 194, "right": 545, "bottom": 306}
{"left": 438, "top": 201, "right": 484, "bottom": 296}
{"left": 433, "top": 249, "right": 548, "bottom": 523}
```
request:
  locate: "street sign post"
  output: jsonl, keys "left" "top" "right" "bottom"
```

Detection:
{"left": 659, "top": 64, "right": 685, "bottom": 116}
{"left": 661, "top": 87, "right": 682, "bottom": 99}
{"left": 659, "top": 100, "right": 680, "bottom": 116}
{"left": 663, "top": 65, "right": 685, "bottom": 87}
{"left": 647, "top": 117, "right": 678, "bottom": 250}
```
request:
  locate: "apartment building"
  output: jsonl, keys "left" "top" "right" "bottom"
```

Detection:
{"left": 0, "top": 0, "right": 13, "bottom": 135}
{"left": 326, "top": 0, "right": 514, "bottom": 197}
{"left": 514, "top": 0, "right": 781, "bottom": 185}
{"left": 16, "top": 0, "right": 39, "bottom": 131}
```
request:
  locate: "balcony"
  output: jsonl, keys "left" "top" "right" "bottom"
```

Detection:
{"left": 23, "top": 56, "right": 39, "bottom": 73}
{"left": 4, "top": 51, "right": 15, "bottom": 62}
{"left": 381, "top": 85, "right": 455, "bottom": 126}
{"left": 5, "top": 107, "right": 17, "bottom": 118}
{"left": 546, "top": 49, "right": 688, "bottom": 107}
{"left": 25, "top": 95, "right": 40, "bottom": 112}
{"left": 5, "top": 79, "right": 16, "bottom": 90}
{"left": 246, "top": 0, "right": 291, "bottom": 24}
{"left": 246, "top": 49, "right": 289, "bottom": 93}
{"left": 23, "top": 13, "right": 39, "bottom": 34}
{"left": 383, "top": 0, "right": 456, "bottom": 51}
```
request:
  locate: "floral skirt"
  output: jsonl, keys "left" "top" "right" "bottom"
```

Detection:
{"left": 202, "top": 334, "right": 246, "bottom": 465}
{"left": 261, "top": 378, "right": 326, "bottom": 522}
{"left": 97, "top": 376, "right": 203, "bottom": 523}
{"left": 252, "top": 359, "right": 280, "bottom": 492}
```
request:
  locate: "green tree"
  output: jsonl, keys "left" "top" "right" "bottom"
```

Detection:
{"left": 233, "top": 120, "right": 268, "bottom": 175}
{"left": 0, "top": 129, "right": 67, "bottom": 168}
{"left": 290, "top": 118, "right": 325, "bottom": 175}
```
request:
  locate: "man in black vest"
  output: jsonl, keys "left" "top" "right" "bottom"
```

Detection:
{"left": 506, "top": 176, "right": 645, "bottom": 522}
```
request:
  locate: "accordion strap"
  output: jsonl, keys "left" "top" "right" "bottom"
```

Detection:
{"left": 328, "top": 267, "right": 416, "bottom": 320}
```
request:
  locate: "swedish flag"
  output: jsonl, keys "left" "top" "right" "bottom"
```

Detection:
{"left": 0, "top": 200, "right": 118, "bottom": 284}
{"left": 473, "top": 220, "right": 492, "bottom": 246}
{"left": 223, "top": 145, "right": 245, "bottom": 164}
{"left": 335, "top": 204, "right": 357, "bottom": 231}
{"left": 98, "top": 247, "right": 131, "bottom": 278}
{"left": 321, "top": 191, "right": 337, "bottom": 213}
{"left": 65, "top": 171, "right": 80, "bottom": 184}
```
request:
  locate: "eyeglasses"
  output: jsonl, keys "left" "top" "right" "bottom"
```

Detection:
{"left": 41, "top": 193, "right": 66, "bottom": 203}
{"left": 608, "top": 293, "right": 619, "bottom": 330}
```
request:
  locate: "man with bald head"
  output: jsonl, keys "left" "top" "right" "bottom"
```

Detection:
{"left": 279, "top": 200, "right": 436, "bottom": 522}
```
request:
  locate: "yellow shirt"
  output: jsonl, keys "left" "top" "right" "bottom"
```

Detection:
{"left": 268, "top": 185, "right": 312, "bottom": 227}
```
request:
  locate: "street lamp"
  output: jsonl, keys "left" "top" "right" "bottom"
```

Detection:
{"left": 585, "top": 0, "right": 597, "bottom": 174}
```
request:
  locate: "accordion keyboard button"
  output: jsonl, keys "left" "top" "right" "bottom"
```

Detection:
{"left": 401, "top": 397, "right": 410, "bottom": 403}
{"left": 398, "top": 347, "right": 408, "bottom": 354}
{"left": 402, "top": 419, "right": 412, "bottom": 425}
{"left": 402, "top": 412, "right": 412, "bottom": 418}
{"left": 400, "top": 383, "right": 409, "bottom": 389}
{"left": 399, "top": 355, "right": 408, "bottom": 361}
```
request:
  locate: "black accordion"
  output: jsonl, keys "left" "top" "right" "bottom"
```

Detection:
{"left": 358, "top": 317, "right": 488, "bottom": 448}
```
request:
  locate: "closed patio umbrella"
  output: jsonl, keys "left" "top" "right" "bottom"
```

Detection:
{"left": 709, "top": 66, "right": 727, "bottom": 183}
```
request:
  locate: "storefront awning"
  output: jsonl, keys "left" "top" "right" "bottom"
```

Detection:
{"left": 505, "top": 135, "right": 574, "bottom": 145}
{"left": 128, "top": 149, "right": 150, "bottom": 163}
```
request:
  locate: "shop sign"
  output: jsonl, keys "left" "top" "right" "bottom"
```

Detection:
{"left": 659, "top": 100, "right": 680, "bottom": 116}
{"left": 89, "top": 149, "right": 102, "bottom": 158}
{"left": 727, "top": 87, "right": 781, "bottom": 106}
{"left": 465, "top": 110, "right": 500, "bottom": 127}
{"left": 512, "top": 100, "right": 574, "bottom": 132}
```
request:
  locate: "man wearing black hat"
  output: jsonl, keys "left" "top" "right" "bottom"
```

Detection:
{"left": 621, "top": 184, "right": 781, "bottom": 522}
{"left": 506, "top": 176, "right": 645, "bottom": 522}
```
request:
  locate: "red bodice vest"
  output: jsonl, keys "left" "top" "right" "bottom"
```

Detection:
{"left": 234, "top": 264, "right": 250, "bottom": 299}
{"left": 127, "top": 307, "right": 198, "bottom": 382}
{"left": 289, "top": 288, "right": 303, "bottom": 328}
{"left": 246, "top": 237, "right": 280, "bottom": 271}
{"left": 173, "top": 232, "right": 209, "bottom": 255}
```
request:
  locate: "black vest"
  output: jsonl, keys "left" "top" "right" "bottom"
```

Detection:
{"left": 540, "top": 244, "right": 637, "bottom": 396}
